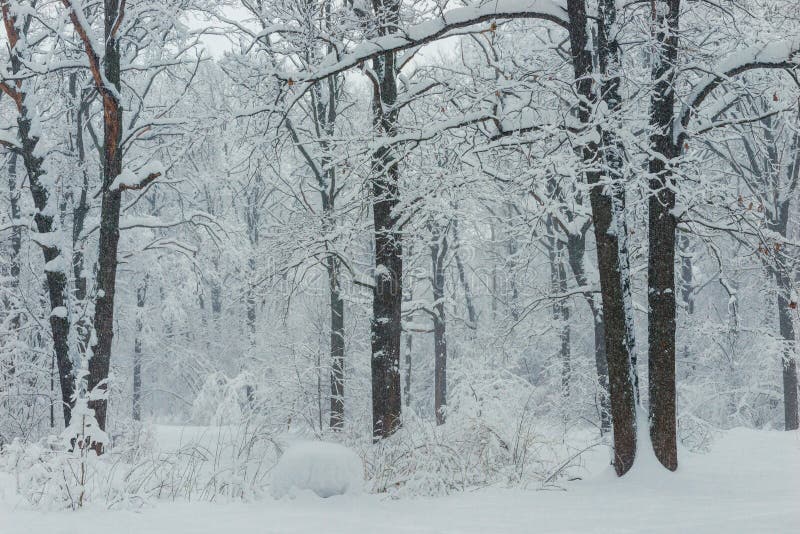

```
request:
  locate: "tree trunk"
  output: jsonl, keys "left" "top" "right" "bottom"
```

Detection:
{"left": 679, "top": 234, "right": 694, "bottom": 315}
{"left": 7, "top": 152, "right": 20, "bottom": 295}
{"left": 548, "top": 220, "right": 571, "bottom": 397}
{"left": 20, "top": 107, "right": 74, "bottom": 431}
{"left": 70, "top": 75, "right": 92, "bottom": 355}
{"left": 133, "top": 278, "right": 147, "bottom": 421}
{"left": 370, "top": 0, "right": 403, "bottom": 440}
{"left": 646, "top": 0, "right": 681, "bottom": 472}
{"left": 3, "top": 6, "right": 74, "bottom": 427}
{"left": 2, "top": 153, "right": 21, "bottom": 402}
{"left": 88, "top": 0, "right": 125, "bottom": 436}
{"left": 5, "top": 152, "right": 21, "bottom": 340}
{"left": 328, "top": 255, "right": 345, "bottom": 430}
{"left": 567, "top": 0, "right": 637, "bottom": 475}
{"left": 771, "top": 199, "right": 799, "bottom": 430}
{"left": 311, "top": 63, "right": 346, "bottom": 431}
{"left": 776, "top": 265, "right": 799, "bottom": 430}
{"left": 430, "top": 226, "right": 448, "bottom": 425}
{"left": 403, "top": 268, "right": 413, "bottom": 408}
{"left": 598, "top": 0, "right": 639, "bottom": 395}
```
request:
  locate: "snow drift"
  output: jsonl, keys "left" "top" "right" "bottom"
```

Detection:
{"left": 270, "top": 441, "right": 363, "bottom": 498}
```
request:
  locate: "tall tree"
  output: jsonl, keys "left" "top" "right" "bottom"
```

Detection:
{"left": 2, "top": 1, "right": 75, "bottom": 427}
{"left": 368, "top": 0, "right": 404, "bottom": 439}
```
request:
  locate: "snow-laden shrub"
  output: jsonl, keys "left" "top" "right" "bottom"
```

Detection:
{"left": 0, "top": 421, "right": 281, "bottom": 509}
{"left": 191, "top": 372, "right": 248, "bottom": 425}
{"left": 360, "top": 360, "right": 579, "bottom": 497}
{"left": 120, "top": 422, "right": 279, "bottom": 501}
{"left": 0, "top": 432, "right": 156, "bottom": 510}
{"left": 270, "top": 441, "right": 363, "bottom": 498}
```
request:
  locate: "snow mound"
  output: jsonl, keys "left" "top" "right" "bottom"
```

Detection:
{"left": 270, "top": 441, "right": 363, "bottom": 499}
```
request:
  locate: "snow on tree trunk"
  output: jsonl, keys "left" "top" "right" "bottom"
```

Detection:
{"left": 370, "top": 0, "right": 404, "bottom": 440}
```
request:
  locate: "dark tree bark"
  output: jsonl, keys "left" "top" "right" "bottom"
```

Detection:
{"left": 775, "top": 264, "right": 799, "bottom": 430}
{"left": 644, "top": 0, "right": 800, "bottom": 468}
{"left": 85, "top": 0, "right": 125, "bottom": 437}
{"left": 2, "top": 5, "right": 74, "bottom": 427}
{"left": 369, "top": 0, "right": 403, "bottom": 440}
{"left": 646, "top": 0, "right": 681, "bottom": 472}
{"left": 598, "top": 0, "right": 638, "bottom": 393}
{"left": 430, "top": 225, "right": 448, "bottom": 424}
{"left": 62, "top": 0, "right": 127, "bottom": 439}
{"left": 567, "top": 0, "right": 637, "bottom": 475}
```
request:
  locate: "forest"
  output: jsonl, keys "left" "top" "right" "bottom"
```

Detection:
{"left": 0, "top": 0, "right": 798, "bottom": 531}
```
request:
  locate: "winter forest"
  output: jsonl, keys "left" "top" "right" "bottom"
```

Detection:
{"left": 0, "top": 0, "right": 798, "bottom": 531}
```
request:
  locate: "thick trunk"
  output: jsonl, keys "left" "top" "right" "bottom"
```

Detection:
{"left": 646, "top": 0, "right": 681, "bottom": 472}
{"left": 370, "top": 0, "right": 403, "bottom": 440}
{"left": 133, "top": 278, "right": 147, "bottom": 421}
{"left": 88, "top": 0, "right": 125, "bottom": 435}
{"left": 4, "top": 7, "right": 74, "bottom": 427}
{"left": 370, "top": 156, "right": 403, "bottom": 438}
{"left": 19, "top": 101, "right": 74, "bottom": 430}
{"left": 647, "top": 173, "right": 678, "bottom": 470}
{"left": 567, "top": 0, "right": 637, "bottom": 475}
{"left": 589, "top": 180, "right": 638, "bottom": 474}
{"left": 598, "top": 0, "right": 638, "bottom": 395}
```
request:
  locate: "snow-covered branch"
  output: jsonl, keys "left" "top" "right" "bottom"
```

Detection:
{"left": 677, "top": 38, "right": 800, "bottom": 144}
{"left": 280, "top": 0, "right": 569, "bottom": 84}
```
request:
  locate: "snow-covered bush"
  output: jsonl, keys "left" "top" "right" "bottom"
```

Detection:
{"left": 191, "top": 372, "right": 247, "bottom": 425}
{"left": 359, "top": 356, "right": 583, "bottom": 497}
{"left": 0, "top": 421, "right": 282, "bottom": 509}
{"left": 270, "top": 441, "right": 363, "bottom": 498}
{"left": 0, "top": 433, "right": 154, "bottom": 510}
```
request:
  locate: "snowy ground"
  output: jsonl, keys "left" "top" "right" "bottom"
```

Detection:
{"left": 1, "top": 427, "right": 798, "bottom": 533}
